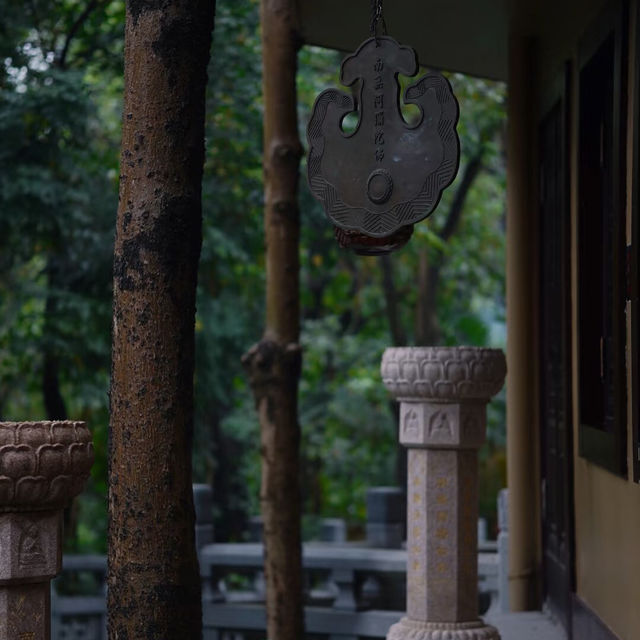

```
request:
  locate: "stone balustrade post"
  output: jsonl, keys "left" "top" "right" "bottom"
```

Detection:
{"left": 193, "top": 483, "right": 215, "bottom": 552}
{"left": 381, "top": 347, "right": 506, "bottom": 640}
{"left": 366, "top": 487, "right": 406, "bottom": 549}
{"left": 0, "top": 421, "right": 94, "bottom": 640}
{"left": 497, "top": 489, "right": 509, "bottom": 614}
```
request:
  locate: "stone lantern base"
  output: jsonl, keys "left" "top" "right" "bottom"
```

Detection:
{"left": 387, "top": 617, "right": 500, "bottom": 640}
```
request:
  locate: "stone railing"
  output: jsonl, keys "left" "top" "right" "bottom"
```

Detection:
{"left": 50, "top": 542, "right": 499, "bottom": 640}
{"left": 200, "top": 542, "right": 499, "bottom": 640}
{"left": 47, "top": 346, "right": 510, "bottom": 640}
{"left": 49, "top": 433, "right": 509, "bottom": 640}
{"left": 51, "top": 555, "right": 107, "bottom": 640}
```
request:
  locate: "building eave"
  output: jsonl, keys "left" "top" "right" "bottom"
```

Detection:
{"left": 298, "top": 0, "right": 508, "bottom": 81}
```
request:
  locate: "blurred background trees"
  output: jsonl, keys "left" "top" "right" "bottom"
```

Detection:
{"left": 0, "top": 0, "right": 506, "bottom": 549}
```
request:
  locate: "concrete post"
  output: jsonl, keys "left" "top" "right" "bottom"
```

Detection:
{"left": 0, "top": 421, "right": 94, "bottom": 640}
{"left": 381, "top": 347, "right": 506, "bottom": 640}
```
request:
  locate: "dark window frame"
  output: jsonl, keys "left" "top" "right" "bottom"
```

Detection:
{"left": 577, "top": 0, "right": 628, "bottom": 476}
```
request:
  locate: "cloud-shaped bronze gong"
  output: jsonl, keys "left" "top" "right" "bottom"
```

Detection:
{"left": 307, "top": 36, "right": 460, "bottom": 254}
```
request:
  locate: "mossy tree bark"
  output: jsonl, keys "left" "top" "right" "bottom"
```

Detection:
{"left": 108, "top": 1, "right": 215, "bottom": 638}
{"left": 242, "top": 1, "right": 304, "bottom": 639}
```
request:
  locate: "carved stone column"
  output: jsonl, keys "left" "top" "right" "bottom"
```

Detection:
{"left": 381, "top": 348, "right": 506, "bottom": 640}
{"left": 0, "top": 421, "right": 94, "bottom": 640}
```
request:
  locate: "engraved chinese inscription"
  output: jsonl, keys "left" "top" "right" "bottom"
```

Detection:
{"left": 432, "top": 474, "right": 452, "bottom": 581}
{"left": 374, "top": 57, "right": 385, "bottom": 163}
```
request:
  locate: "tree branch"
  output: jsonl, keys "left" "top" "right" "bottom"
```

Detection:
{"left": 438, "top": 152, "right": 484, "bottom": 243}
{"left": 415, "top": 249, "right": 444, "bottom": 345}
{"left": 57, "top": 0, "right": 103, "bottom": 69}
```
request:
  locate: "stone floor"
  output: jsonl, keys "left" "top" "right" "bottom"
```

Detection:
{"left": 487, "top": 611, "right": 567, "bottom": 640}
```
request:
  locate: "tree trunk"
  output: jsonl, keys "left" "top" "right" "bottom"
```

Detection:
{"left": 414, "top": 152, "right": 485, "bottom": 346}
{"left": 379, "top": 256, "right": 408, "bottom": 488}
{"left": 415, "top": 251, "right": 442, "bottom": 346}
{"left": 242, "top": 2, "right": 304, "bottom": 639}
{"left": 42, "top": 259, "right": 68, "bottom": 422}
{"left": 108, "top": 1, "right": 215, "bottom": 638}
{"left": 42, "top": 258, "right": 81, "bottom": 548}
{"left": 42, "top": 350, "right": 67, "bottom": 420}
{"left": 210, "top": 407, "right": 248, "bottom": 541}
{"left": 380, "top": 255, "right": 407, "bottom": 346}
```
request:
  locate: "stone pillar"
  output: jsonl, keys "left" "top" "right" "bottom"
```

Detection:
{"left": 381, "top": 347, "right": 506, "bottom": 640}
{"left": 0, "top": 421, "right": 94, "bottom": 640}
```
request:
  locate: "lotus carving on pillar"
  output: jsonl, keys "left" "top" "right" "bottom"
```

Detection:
{"left": 0, "top": 421, "right": 94, "bottom": 512}
{"left": 381, "top": 347, "right": 507, "bottom": 402}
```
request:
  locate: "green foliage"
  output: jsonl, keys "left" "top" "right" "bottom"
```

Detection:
{"left": 0, "top": 69, "right": 116, "bottom": 410}
{"left": 191, "top": 0, "right": 266, "bottom": 538}
{"left": 1, "top": 0, "right": 507, "bottom": 547}
{"left": 296, "top": 64, "right": 507, "bottom": 529}
{"left": 299, "top": 317, "right": 396, "bottom": 522}
{"left": 209, "top": 20, "right": 506, "bottom": 532}
{"left": 0, "top": 0, "right": 122, "bottom": 551}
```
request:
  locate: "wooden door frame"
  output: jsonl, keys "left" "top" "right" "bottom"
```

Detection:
{"left": 537, "top": 60, "right": 576, "bottom": 636}
{"left": 632, "top": 0, "right": 640, "bottom": 482}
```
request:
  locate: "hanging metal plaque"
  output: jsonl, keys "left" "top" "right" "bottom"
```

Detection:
{"left": 307, "top": 36, "right": 460, "bottom": 253}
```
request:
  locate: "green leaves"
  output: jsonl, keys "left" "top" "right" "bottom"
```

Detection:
{"left": 298, "top": 318, "right": 396, "bottom": 520}
{"left": 1, "top": 0, "right": 508, "bottom": 544}
{"left": 0, "top": 0, "right": 121, "bottom": 549}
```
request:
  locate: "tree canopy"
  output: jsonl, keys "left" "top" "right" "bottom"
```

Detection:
{"left": 0, "top": 0, "right": 506, "bottom": 549}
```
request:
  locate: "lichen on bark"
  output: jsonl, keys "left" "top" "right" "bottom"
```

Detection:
{"left": 108, "top": 1, "right": 216, "bottom": 638}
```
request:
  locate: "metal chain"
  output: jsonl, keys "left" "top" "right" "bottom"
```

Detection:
{"left": 370, "top": 0, "right": 387, "bottom": 38}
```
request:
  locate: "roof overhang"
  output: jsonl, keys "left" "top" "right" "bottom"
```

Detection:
{"left": 298, "top": 0, "right": 508, "bottom": 81}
